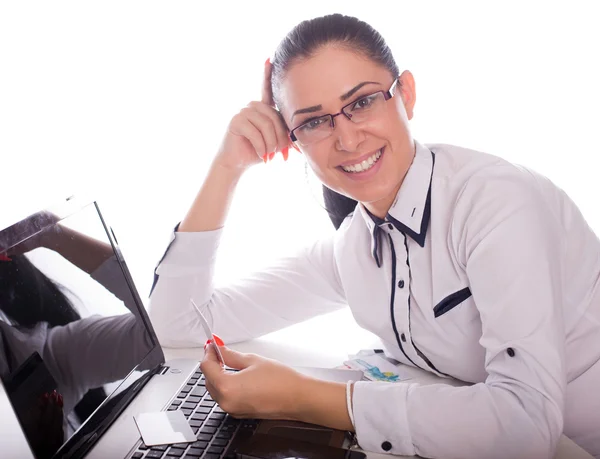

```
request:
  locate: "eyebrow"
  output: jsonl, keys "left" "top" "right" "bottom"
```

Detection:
{"left": 291, "top": 81, "right": 381, "bottom": 121}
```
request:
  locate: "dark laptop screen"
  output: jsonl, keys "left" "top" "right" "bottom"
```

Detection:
{"left": 0, "top": 199, "right": 164, "bottom": 459}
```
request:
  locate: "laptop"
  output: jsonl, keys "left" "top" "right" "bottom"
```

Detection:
{"left": 0, "top": 196, "right": 363, "bottom": 459}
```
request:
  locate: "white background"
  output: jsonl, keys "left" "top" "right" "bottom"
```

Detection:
{"left": 2, "top": 1, "right": 599, "bottom": 348}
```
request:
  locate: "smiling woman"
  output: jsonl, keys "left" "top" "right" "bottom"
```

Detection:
{"left": 148, "top": 13, "right": 600, "bottom": 459}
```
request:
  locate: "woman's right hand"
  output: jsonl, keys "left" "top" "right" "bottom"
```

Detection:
{"left": 214, "top": 59, "right": 292, "bottom": 172}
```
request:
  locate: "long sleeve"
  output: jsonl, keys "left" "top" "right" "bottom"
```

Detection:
{"left": 351, "top": 172, "right": 566, "bottom": 459}
{"left": 148, "top": 228, "right": 347, "bottom": 347}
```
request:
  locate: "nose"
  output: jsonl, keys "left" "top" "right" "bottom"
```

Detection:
{"left": 333, "top": 115, "right": 365, "bottom": 152}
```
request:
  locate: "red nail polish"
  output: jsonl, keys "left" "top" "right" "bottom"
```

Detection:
{"left": 269, "top": 152, "right": 275, "bottom": 161}
{"left": 204, "top": 339, "right": 212, "bottom": 350}
{"left": 262, "top": 153, "right": 268, "bottom": 163}
{"left": 57, "top": 394, "right": 64, "bottom": 408}
{"left": 213, "top": 334, "right": 224, "bottom": 347}
{"left": 281, "top": 147, "right": 289, "bottom": 161}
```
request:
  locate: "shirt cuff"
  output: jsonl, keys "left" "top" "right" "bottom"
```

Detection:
{"left": 156, "top": 228, "right": 223, "bottom": 276}
{"left": 352, "top": 380, "right": 417, "bottom": 456}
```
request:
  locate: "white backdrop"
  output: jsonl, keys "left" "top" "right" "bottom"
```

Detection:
{"left": 2, "top": 1, "right": 599, "bottom": 348}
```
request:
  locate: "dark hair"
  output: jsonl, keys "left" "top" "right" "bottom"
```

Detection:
{"left": 271, "top": 14, "right": 400, "bottom": 229}
{"left": 0, "top": 255, "right": 80, "bottom": 327}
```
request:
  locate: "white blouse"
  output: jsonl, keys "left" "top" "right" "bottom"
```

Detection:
{"left": 149, "top": 141, "right": 600, "bottom": 459}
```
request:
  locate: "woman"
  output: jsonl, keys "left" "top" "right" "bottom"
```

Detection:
{"left": 148, "top": 14, "right": 600, "bottom": 459}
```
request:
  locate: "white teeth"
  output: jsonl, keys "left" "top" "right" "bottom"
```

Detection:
{"left": 342, "top": 149, "right": 382, "bottom": 173}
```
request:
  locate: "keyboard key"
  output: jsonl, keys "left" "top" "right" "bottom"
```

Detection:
{"left": 191, "top": 413, "right": 207, "bottom": 422}
{"left": 200, "top": 400, "right": 216, "bottom": 408}
{"left": 167, "top": 405, "right": 178, "bottom": 411}
{"left": 205, "top": 419, "right": 221, "bottom": 427}
{"left": 213, "top": 406, "right": 225, "bottom": 413}
{"left": 210, "top": 412, "right": 226, "bottom": 420}
{"left": 180, "top": 386, "right": 192, "bottom": 394}
{"left": 138, "top": 444, "right": 149, "bottom": 450}
{"left": 204, "top": 393, "right": 213, "bottom": 401}
{"left": 181, "top": 409, "right": 193, "bottom": 416}
{"left": 196, "top": 407, "right": 212, "bottom": 414}
{"left": 216, "top": 431, "right": 233, "bottom": 440}
{"left": 145, "top": 451, "right": 164, "bottom": 459}
{"left": 190, "top": 387, "right": 206, "bottom": 397}
{"left": 172, "top": 443, "right": 190, "bottom": 449}
{"left": 186, "top": 395, "right": 202, "bottom": 403}
{"left": 198, "top": 380, "right": 206, "bottom": 386}
{"left": 186, "top": 447, "right": 204, "bottom": 457}
{"left": 212, "top": 438, "right": 229, "bottom": 446}
{"left": 166, "top": 449, "right": 184, "bottom": 458}
{"left": 207, "top": 446, "right": 224, "bottom": 454}
{"left": 192, "top": 427, "right": 199, "bottom": 434}
{"left": 177, "top": 393, "right": 187, "bottom": 399}
{"left": 152, "top": 445, "right": 168, "bottom": 451}
{"left": 170, "top": 399, "right": 182, "bottom": 406}
{"left": 189, "top": 420, "right": 203, "bottom": 428}
{"left": 203, "top": 453, "right": 220, "bottom": 459}
{"left": 193, "top": 371, "right": 203, "bottom": 378}
{"left": 191, "top": 440, "right": 207, "bottom": 449}
{"left": 196, "top": 433, "right": 213, "bottom": 442}
{"left": 132, "top": 453, "right": 143, "bottom": 459}
{"left": 182, "top": 402, "right": 197, "bottom": 410}
{"left": 200, "top": 426, "right": 217, "bottom": 434}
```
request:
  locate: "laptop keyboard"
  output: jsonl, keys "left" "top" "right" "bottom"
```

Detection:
{"left": 130, "top": 369, "right": 258, "bottom": 459}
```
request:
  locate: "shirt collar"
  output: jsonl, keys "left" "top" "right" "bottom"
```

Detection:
{"left": 359, "top": 141, "right": 435, "bottom": 265}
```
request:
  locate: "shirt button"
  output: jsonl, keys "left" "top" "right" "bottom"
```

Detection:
{"left": 381, "top": 441, "right": 392, "bottom": 451}
{"left": 507, "top": 347, "right": 515, "bottom": 357}
{"left": 397, "top": 279, "right": 405, "bottom": 288}
{"left": 401, "top": 333, "right": 407, "bottom": 342}
{"left": 387, "top": 223, "right": 394, "bottom": 230}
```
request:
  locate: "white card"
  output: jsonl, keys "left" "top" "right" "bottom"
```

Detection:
{"left": 190, "top": 298, "right": 225, "bottom": 365}
{"left": 133, "top": 410, "right": 196, "bottom": 446}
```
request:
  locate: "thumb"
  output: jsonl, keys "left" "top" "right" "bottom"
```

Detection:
{"left": 219, "top": 347, "right": 256, "bottom": 371}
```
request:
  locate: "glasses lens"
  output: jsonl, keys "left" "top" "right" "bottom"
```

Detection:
{"left": 293, "top": 115, "right": 333, "bottom": 146}
{"left": 343, "top": 92, "right": 386, "bottom": 122}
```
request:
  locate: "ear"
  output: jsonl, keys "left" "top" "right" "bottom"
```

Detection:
{"left": 398, "top": 70, "right": 416, "bottom": 120}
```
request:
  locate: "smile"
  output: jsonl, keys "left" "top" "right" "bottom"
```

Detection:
{"left": 340, "top": 149, "right": 383, "bottom": 173}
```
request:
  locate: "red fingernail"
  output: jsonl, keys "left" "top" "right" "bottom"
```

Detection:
{"left": 0, "top": 253, "right": 11, "bottom": 262}
{"left": 269, "top": 152, "right": 275, "bottom": 161}
{"left": 204, "top": 339, "right": 212, "bottom": 350}
{"left": 281, "top": 147, "right": 289, "bottom": 161}
{"left": 265, "top": 58, "right": 270, "bottom": 65}
{"left": 212, "top": 334, "right": 224, "bottom": 347}
{"left": 57, "top": 394, "right": 64, "bottom": 408}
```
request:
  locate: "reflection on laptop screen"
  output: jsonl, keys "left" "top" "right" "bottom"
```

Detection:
{"left": 0, "top": 201, "right": 163, "bottom": 459}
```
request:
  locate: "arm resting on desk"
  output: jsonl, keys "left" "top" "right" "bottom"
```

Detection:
{"left": 149, "top": 228, "right": 347, "bottom": 347}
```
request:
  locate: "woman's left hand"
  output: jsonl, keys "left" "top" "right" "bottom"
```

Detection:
{"left": 200, "top": 343, "right": 307, "bottom": 421}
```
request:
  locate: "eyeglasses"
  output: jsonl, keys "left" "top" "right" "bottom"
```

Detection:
{"left": 289, "top": 78, "right": 399, "bottom": 146}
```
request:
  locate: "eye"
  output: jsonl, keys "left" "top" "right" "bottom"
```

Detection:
{"left": 299, "top": 116, "right": 329, "bottom": 132}
{"left": 349, "top": 94, "right": 377, "bottom": 111}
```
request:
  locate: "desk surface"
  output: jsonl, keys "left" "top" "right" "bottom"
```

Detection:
{"left": 162, "top": 310, "right": 593, "bottom": 459}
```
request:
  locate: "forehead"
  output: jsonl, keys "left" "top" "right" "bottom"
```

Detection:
{"left": 278, "top": 45, "right": 392, "bottom": 119}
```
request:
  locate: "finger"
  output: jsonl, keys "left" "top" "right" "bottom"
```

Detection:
{"left": 200, "top": 343, "right": 225, "bottom": 381}
{"left": 230, "top": 116, "right": 267, "bottom": 157}
{"left": 245, "top": 110, "right": 279, "bottom": 155}
{"left": 261, "top": 58, "right": 274, "bottom": 107}
{"left": 248, "top": 102, "right": 291, "bottom": 154}
{"left": 218, "top": 347, "right": 257, "bottom": 370}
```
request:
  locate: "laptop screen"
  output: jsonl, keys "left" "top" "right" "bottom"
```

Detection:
{"left": 0, "top": 198, "right": 164, "bottom": 459}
